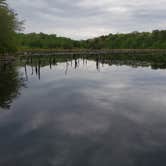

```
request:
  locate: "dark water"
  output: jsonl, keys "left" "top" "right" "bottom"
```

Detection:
{"left": 0, "top": 55, "right": 166, "bottom": 166}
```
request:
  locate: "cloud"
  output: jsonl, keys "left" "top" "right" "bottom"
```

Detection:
{"left": 7, "top": 0, "right": 166, "bottom": 39}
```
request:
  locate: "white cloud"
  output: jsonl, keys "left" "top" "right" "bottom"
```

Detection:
{"left": 7, "top": 0, "right": 166, "bottom": 39}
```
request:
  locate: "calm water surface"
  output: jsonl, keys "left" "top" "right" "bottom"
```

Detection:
{"left": 0, "top": 55, "right": 166, "bottom": 166}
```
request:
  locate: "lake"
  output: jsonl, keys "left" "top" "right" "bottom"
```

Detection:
{"left": 0, "top": 54, "right": 166, "bottom": 166}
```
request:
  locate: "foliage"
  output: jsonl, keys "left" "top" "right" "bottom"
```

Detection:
{"left": 16, "top": 33, "right": 80, "bottom": 50}
{"left": 0, "top": 0, "right": 23, "bottom": 54}
{"left": 85, "top": 31, "right": 166, "bottom": 49}
{"left": 16, "top": 30, "right": 166, "bottom": 50}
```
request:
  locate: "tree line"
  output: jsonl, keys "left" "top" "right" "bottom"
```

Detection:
{"left": 16, "top": 30, "right": 166, "bottom": 50}
{"left": 1, "top": 0, "right": 166, "bottom": 54}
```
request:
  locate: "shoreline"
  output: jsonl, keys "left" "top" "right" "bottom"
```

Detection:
{"left": 17, "top": 49, "right": 166, "bottom": 56}
{"left": 1, "top": 49, "right": 166, "bottom": 61}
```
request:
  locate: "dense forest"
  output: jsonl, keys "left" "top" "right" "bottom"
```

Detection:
{"left": 1, "top": 0, "right": 166, "bottom": 54}
{"left": 16, "top": 30, "right": 166, "bottom": 50}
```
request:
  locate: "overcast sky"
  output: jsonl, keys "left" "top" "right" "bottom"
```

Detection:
{"left": 7, "top": 0, "right": 166, "bottom": 40}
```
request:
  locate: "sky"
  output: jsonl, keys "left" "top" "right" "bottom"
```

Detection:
{"left": 7, "top": 0, "right": 166, "bottom": 40}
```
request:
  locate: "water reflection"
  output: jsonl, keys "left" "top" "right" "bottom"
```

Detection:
{"left": 0, "top": 61, "right": 24, "bottom": 109}
{"left": 20, "top": 54, "right": 166, "bottom": 80}
{"left": 1, "top": 53, "right": 166, "bottom": 108}
{"left": 0, "top": 54, "right": 166, "bottom": 166}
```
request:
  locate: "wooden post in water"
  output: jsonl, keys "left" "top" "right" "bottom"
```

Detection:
{"left": 49, "top": 56, "right": 52, "bottom": 69}
{"left": 38, "top": 58, "right": 41, "bottom": 80}
{"left": 24, "top": 63, "right": 28, "bottom": 81}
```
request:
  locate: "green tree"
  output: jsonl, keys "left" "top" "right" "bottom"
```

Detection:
{"left": 0, "top": 0, "right": 22, "bottom": 54}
